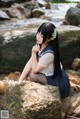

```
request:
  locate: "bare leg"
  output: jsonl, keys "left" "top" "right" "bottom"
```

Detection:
{"left": 29, "top": 73, "right": 48, "bottom": 85}
{"left": 19, "top": 57, "right": 32, "bottom": 81}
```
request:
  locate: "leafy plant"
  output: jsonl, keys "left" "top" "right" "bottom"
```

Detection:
{"left": 51, "top": 0, "right": 72, "bottom": 3}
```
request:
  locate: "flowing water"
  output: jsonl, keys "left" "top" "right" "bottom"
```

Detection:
{"left": 0, "top": 3, "right": 77, "bottom": 30}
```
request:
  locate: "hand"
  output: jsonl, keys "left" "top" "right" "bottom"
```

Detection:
{"left": 32, "top": 44, "right": 40, "bottom": 53}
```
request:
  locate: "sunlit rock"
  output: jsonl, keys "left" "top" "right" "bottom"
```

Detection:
{"left": 0, "top": 80, "right": 9, "bottom": 94}
{"left": 1, "top": 81, "right": 61, "bottom": 119}
{"left": 7, "top": 3, "right": 31, "bottom": 19}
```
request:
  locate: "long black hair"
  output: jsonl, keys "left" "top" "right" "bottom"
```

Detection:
{"left": 37, "top": 22, "right": 62, "bottom": 77}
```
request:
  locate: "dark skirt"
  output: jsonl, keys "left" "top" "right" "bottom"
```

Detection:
{"left": 46, "top": 69, "right": 70, "bottom": 98}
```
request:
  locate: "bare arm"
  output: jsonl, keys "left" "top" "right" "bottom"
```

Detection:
{"left": 31, "top": 44, "right": 45, "bottom": 73}
{"left": 31, "top": 53, "right": 43, "bottom": 73}
{"left": 19, "top": 57, "right": 32, "bottom": 81}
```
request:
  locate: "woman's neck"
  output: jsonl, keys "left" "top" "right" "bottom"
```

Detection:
{"left": 40, "top": 43, "right": 48, "bottom": 52}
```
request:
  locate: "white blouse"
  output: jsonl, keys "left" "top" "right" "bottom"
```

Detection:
{"left": 38, "top": 53, "right": 54, "bottom": 76}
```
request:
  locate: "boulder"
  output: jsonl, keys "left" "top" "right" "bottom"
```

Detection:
{"left": 0, "top": 18, "right": 48, "bottom": 73}
{"left": 45, "top": 2, "right": 51, "bottom": 9}
{"left": 76, "top": 3, "right": 80, "bottom": 9}
{"left": 57, "top": 25, "right": 80, "bottom": 69}
{"left": 63, "top": 7, "right": 80, "bottom": 26}
{"left": 0, "top": 20, "right": 80, "bottom": 73}
{"left": 0, "top": 29, "right": 35, "bottom": 73}
{"left": 32, "top": 8, "right": 45, "bottom": 18}
{"left": 1, "top": 80, "right": 61, "bottom": 119}
{"left": 7, "top": 3, "right": 31, "bottom": 19}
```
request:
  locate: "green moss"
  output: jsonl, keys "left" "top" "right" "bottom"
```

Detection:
{"left": 3, "top": 85, "right": 25, "bottom": 119}
{"left": 0, "top": 33, "right": 35, "bottom": 73}
{"left": 25, "top": 102, "right": 61, "bottom": 119}
{"left": 51, "top": 0, "right": 79, "bottom": 3}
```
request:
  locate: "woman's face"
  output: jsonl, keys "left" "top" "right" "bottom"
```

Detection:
{"left": 36, "top": 32, "right": 43, "bottom": 44}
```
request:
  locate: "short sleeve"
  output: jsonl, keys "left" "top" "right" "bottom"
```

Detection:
{"left": 38, "top": 53, "right": 54, "bottom": 67}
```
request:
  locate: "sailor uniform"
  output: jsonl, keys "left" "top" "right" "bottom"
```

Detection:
{"left": 37, "top": 44, "right": 70, "bottom": 98}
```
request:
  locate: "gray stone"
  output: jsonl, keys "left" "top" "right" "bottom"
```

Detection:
{"left": 32, "top": 8, "right": 45, "bottom": 18}
{"left": 76, "top": 3, "right": 80, "bottom": 9}
{"left": 57, "top": 25, "right": 80, "bottom": 69}
{"left": 0, "top": 29, "right": 35, "bottom": 73}
{"left": 7, "top": 3, "right": 31, "bottom": 19}
{"left": 63, "top": 7, "right": 80, "bottom": 26}
{"left": 0, "top": 20, "right": 80, "bottom": 73}
{"left": 1, "top": 81, "right": 61, "bottom": 119}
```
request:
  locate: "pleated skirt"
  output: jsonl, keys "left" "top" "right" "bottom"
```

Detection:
{"left": 46, "top": 69, "right": 70, "bottom": 98}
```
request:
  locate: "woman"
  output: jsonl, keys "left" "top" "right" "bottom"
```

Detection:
{"left": 19, "top": 22, "right": 70, "bottom": 99}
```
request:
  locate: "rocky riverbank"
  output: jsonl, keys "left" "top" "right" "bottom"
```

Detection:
{"left": 0, "top": 0, "right": 80, "bottom": 119}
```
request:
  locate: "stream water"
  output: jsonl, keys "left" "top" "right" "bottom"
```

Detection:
{"left": 0, "top": 3, "right": 77, "bottom": 30}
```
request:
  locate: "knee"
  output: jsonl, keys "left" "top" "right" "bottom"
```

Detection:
{"left": 29, "top": 73, "right": 36, "bottom": 82}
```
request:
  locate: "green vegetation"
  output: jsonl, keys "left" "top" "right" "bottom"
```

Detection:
{"left": 51, "top": 0, "right": 79, "bottom": 3}
{"left": 51, "top": 0, "right": 69, "bottom": 3}
{"left": 3, "top": 85, "right": 24, "bottom": 119}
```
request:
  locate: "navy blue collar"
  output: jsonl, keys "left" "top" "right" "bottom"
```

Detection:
{"left": 38, "top": 44, "right": 54, "bottom": 57}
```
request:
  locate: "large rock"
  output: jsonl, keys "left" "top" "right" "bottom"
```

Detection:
{"left": 1, "top": 81, "right": 61, "bottom": 119}
{"left": 0, "top": 18, "right": 48, "bottom": 73}
{"left": 57, "top": 25, "right": 80, "bottom": 69}
{"left": 32, "top": 8, "right": 45, "bottom": 18}
{"left": 0, "top": 29, "right": 35, "bottom": 73}
{"left": 0, "top": 19, "right": 80, "bottom": 73}
{"left": 63, "top": 7, "right": 80, "bottom": 26}
{"left": 76, "top": 3, "right": 80, "bottom": 9}
{"left": 7, "top": 3, "right": 31, "bottom": 19}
